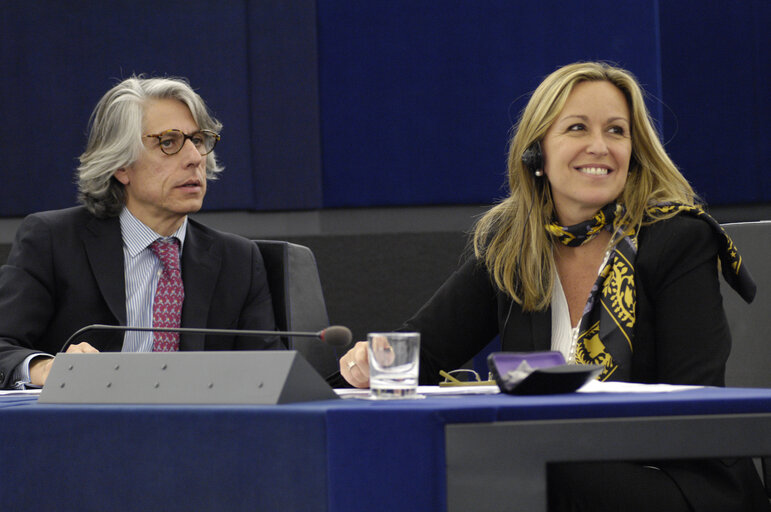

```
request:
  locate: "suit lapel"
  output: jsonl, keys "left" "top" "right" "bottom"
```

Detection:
{"left": 531, "top": 308, "right": 552, "bottom": 352}
{"left": 180, "top": 221, "right": 220, "bottom": 350}
{"left": 500, "top": 297, "right": 551, "bottom": 352}
{"left": 82, "top": 215, "right": 127, "bottom": 326}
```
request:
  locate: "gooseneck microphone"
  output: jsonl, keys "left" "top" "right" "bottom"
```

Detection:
{"left": 317, "top": 325, "right": 353, "bottom": 347}
{"left": 60, "top": 324, "right": 353, "bottom": 353}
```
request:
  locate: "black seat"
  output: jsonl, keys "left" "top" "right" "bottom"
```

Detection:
{"left": 720, "top": 221, "right": 771, "bottom": 497}
{"left": 721, "top": 221, "right": 771, "bottom": 388}
{"left": 255, "top": 240, "right": 340, "bottom": 381}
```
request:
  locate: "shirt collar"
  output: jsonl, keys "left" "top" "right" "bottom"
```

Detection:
{"left": 119, "top": 208, "right": 188, "bottom": 257}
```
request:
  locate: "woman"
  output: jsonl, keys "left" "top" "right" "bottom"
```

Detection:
{"left": 339, "top": 62, "right": 767, "bottom": 511}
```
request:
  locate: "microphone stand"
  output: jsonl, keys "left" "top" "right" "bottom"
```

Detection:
{"left": 61, "top": 324, "right": 324, "bottom": 353}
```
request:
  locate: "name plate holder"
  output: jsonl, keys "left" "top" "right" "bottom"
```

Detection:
{"left": 38, "top": 351, "right": 338, "bottom": 405}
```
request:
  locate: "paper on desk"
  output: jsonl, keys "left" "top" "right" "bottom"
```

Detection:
{"left": 577, "top": 380, "right": 703, "bottom": 393}
{"left": 420, "top": 385, "right": 500, "bottom": 395}
{"left": 335, "top": 385, "right": 500, "bottom": 399}
{"left": 334, "top": 381, "right": 702, "bottom": 398}
{"left": 0, "top": 389, "right": 42, "bottom": 396}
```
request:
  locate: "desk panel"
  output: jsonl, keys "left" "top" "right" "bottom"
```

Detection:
{"left": 1, "top": 399, "right": 331, "bottom": 511}
{"left": 2, "top": 387, "right": 770, "bottom": 511}
{"left": 446, "top": 413, "right": 771, "bottom": 512}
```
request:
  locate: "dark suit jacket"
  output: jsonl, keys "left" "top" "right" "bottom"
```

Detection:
{"left": 0, "top": 206, "right": 281, "bottom": 387}
{"left": 401, "top": 213, "right": 768, "bottom": 511}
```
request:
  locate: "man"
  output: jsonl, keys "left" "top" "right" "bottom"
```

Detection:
{"left": 0, "top": 76, "right": 281, "bottom": 388}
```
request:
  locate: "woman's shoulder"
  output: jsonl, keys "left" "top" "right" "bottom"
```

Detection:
{"left": 636, "top": 211, "right": 720, "bottom": 281}
{"left": 638, "top": 211, "right": 716, "bottom": 251}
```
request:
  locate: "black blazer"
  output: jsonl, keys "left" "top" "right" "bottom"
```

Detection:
{"left": 405, "top": 213, "right": 731, "bottom": 387}
{"left": 0, "top": 206, "right": 281, "bottom": 387}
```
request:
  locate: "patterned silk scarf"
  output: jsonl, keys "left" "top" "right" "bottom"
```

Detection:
{"left": 547, "top": 202, "right": 756, "bottom": 381}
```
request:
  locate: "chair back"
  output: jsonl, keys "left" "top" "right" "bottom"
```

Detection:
{"left": 721, "top": 220, "right": 771, "bottom": 501}
{"left": 720, "top": 221, "right": 771, "bottom": 389}
{"left": 255, "top": 240, "right": 340, "bottom": 380}
{"left": 720, "top": 221, "right": 771, "bottom": 388}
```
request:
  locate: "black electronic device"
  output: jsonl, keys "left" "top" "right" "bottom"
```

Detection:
{"left": 521, "top": 140, "right": 544, "bottom": 175}
{"left": 487, "top": 351, "right": 602, "bottom": 395}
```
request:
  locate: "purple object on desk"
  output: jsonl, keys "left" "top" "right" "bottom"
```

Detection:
{"left": 488, "top": 351, "right": 603, "bottom": 395}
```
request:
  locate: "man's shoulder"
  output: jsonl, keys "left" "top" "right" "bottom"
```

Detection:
{"left": 18, "top": 206, "right": 106, "bottom": 235}
{"left": 186, "top": 217, "right": 255, "bottom": 250}
{"left": 25, "top": 205, "right": 96, "bottom": 227}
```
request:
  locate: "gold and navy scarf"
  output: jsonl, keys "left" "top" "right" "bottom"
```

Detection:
{"left": 547, "top": 202, "right": 756, "bottom": 381}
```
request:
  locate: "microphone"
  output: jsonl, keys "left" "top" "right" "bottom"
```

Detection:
{"left": 317, "top": 325, "right": 353, "bottom": 348}
{"left": 60, "top": 324, "right": 353, "bottom": 352}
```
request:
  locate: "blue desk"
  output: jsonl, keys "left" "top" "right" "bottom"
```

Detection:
{"left": 1, "top": 387, "right": 770, "bottom": 511}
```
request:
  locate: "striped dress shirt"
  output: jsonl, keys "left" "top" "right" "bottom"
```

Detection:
{"left": 120, "top": 208, "right": 187, "bottom": 352}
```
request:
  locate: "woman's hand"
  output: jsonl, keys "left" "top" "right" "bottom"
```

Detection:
{"left": 339, "top": 341, "right": 370, "bottom": 388}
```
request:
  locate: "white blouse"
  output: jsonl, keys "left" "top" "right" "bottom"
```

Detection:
{"left": 550, "top": 249, "right": 611, "bottom": 363}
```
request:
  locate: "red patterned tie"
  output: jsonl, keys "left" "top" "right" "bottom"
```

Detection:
{"left": 150, "top": 238, "right": 184, "bottom": 351}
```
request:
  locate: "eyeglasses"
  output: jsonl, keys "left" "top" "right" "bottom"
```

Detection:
{"left": 144, "top": 129, "right": 220, "bottom": 156}
{"left": 439, "top": 369, "right": 496, "bottom": 387}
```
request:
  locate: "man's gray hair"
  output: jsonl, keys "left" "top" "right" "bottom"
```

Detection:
{"left": 77, "top": 75, "right": 223, "bottom": 217}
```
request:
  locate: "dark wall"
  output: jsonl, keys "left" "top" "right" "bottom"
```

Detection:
{"left": 286, "top": 232, "right": 470, "bottom": 343}
{"left": 659, "top": 0, "right": 770, "bottom": 205}
{"left": 316, "top": 0, "right": 662, "bottom": 207}
{"left": 0, "top": 1, "right": 323, "bottom": 214}
{"left": 2, "top": 1, "right": 767, "bottom": 218}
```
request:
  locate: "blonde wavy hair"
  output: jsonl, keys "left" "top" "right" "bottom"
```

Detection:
{"left": 473, "top": 62, "right": 697, "bottom": 311}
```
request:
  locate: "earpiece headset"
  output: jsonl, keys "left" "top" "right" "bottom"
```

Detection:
{"left": 521, "top": 140, "right": 543, "bottom": 176}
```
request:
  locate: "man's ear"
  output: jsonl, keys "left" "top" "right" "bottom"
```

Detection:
{"left": 113, "top": 167, "right": 130, "bottom": 186}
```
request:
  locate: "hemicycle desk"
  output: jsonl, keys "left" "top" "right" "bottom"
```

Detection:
{"left": 1, "top": 386, "right": 769, "bottom": 511}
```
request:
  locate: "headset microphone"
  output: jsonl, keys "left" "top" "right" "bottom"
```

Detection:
{"left": 521, "top": 140, "right": 544, "bottom": 176}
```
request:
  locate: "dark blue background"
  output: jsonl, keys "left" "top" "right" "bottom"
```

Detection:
{"left": 1, "top": 0, "right": 768, "bottom": 216}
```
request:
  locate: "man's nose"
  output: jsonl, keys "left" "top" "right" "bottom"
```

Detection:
{"left": 180, "top": 137, "right": 204, "bottom": 165}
